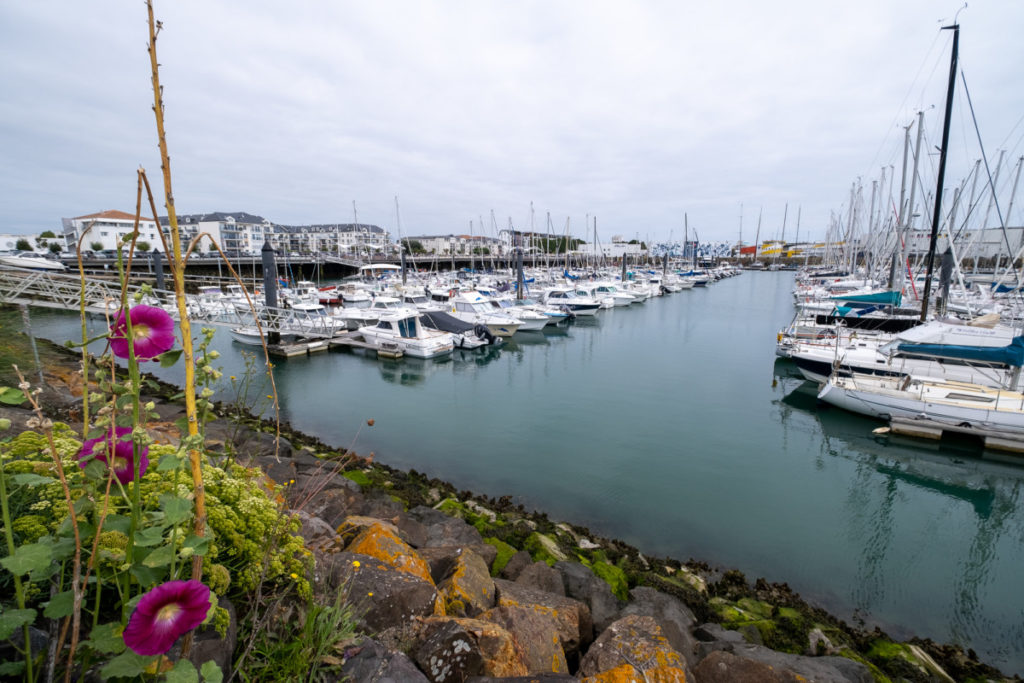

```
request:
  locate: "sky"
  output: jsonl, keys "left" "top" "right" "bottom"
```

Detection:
{"left": 1, "top": 1, "right": 1022, "bottom": 245}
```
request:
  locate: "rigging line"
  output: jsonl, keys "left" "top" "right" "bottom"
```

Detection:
{"left": 863, "top": 29, "right": 946, "bottom": 179}
{"left": 960, "top": 67, "right": 1013, "bottom": 257}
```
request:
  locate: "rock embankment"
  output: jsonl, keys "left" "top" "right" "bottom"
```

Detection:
{"left": 203, "top": 408, "right": 1006, "bottom": 683}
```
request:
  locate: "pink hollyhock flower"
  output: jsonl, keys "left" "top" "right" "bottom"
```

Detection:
{"left": 109, "top": 304, "right": 175, "bottom": 360}
{"left": 123, "top": 580, "right": 212, "bottom": 656}
{"left": 77, "top": 426, "right": 148, "bottom": 485}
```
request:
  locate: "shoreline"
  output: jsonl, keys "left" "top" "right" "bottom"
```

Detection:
{"left": 3, "top": 320, "right": 1019, "bottom": 680}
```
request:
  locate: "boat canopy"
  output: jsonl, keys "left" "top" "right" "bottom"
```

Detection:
{"left": 829, "top": 290, "right": 902, "bottom": 307}
{"left": 358, "top": 263, "right": 401, "bottom": 271}
{"left": 884, "top": 320, "right": 1024, "bottom": 366}
{"left": 893, "top": 336, "right": 1024, "bottom": 367}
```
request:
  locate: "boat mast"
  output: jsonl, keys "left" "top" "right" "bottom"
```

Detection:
{"left": 919, "top": 23, "right": 960, "bottom": 322}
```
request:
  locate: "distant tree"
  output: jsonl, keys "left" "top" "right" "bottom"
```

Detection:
{"left": 405, "top": 239, "right": 426, "bottom": 254}
{"left": 39, "top": 230, "right": 56, "bottom": 238}
{"left": 472, "top": 247, "right": 490, "bottom": 255}
{"left": 137, "top": 241, "right": 151, "bottom": 252}
{"left": 15, "top": 238, "right": 31, "bottom": 251}
{"left": 90, "top": 241, "right": 103, "bottom": 252}
{"left": 48, "top": 242, "right": 63, "bottom": 254}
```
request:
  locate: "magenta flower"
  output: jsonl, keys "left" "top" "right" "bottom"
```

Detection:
{"left": 123, "top": 580, "right": 212, "bottom": 656}
{"left": 109, "top": 304, "right": 175, "bottom": 360}
{"left": 77, "top": 426, "right": 148, "bottom": 485}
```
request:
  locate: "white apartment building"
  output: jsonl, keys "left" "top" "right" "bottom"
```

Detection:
{"left": 272, "top": 224, "right": 390, "bottom": 256}
{"left": 406, "top": 234, "right": 503, "bottom": 255}
{"left": 167, "top": 212, "right": 272, "bottom": 255}
{"left": 62, "top": 210, "right": 161, "bottom": 251}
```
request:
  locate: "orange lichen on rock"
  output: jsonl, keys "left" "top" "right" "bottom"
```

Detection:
{"left": 344, "top": 520, "right": 434, "bottom": 585}
{"left": 581, "top": 662, "right": 688, "bottom": 683}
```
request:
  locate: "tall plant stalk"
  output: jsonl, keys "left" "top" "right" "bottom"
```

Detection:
{"left": 144, "top": 0, "right": 207, "bottom": 635}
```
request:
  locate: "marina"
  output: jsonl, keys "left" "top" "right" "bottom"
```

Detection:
{"left": 14, "top": 269, "right": 1024, "bottom": 675}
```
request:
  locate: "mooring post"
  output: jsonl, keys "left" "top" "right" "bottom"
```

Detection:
{"left": 516, "top": 247, "right": 525, "bottom": 300}
{"left": 152, "top": 249, "right": 165, "bottom": 290}
{"left": 401, "top": 249, "right": 407, "bottom": 286}
{"left": 261, "top": 240, "right": 280, "bottom": 345}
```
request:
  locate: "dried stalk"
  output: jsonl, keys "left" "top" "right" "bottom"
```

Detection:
{"left": 145, "top": 1, "right": 206, "bottom": 656}
{"left": 13, "top": 366, "right": 82, "bottom": 683}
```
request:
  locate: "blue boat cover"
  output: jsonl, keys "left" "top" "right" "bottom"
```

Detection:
{"left": 563, "top": 270, "right": 579, "bottom": 280}
{"left": 830, "top": 290, "right": 902, "bottom": 306}
{"left": 896, "top": 336, "right": 1024, "bottom": 367}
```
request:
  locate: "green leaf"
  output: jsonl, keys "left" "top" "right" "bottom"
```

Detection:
{"left": 133, "top": 526, "right": 166, "bottom": 547}
{"left": 200, "top": 660, "right": 223, "bottom": 683}
{"left": 0, "top": 661, "right": 25, "bottom": 676}
{"left": 144, "top": 379, "right": 161, "bottom": 391}
{"left": 100, "top": 651, "right": 154, "bottom": 679}
{"left": 0, "top": 386, "right": 26, "bottom": 405}
{"left": 129, "top": 563, "right": 163, "bottom": 588}
{"left": 82, "top": 459, "right": 108, "bottom": 481}
{"left": 165, "top": 659, "right": 199, "bottom": 683}
{"left": 157, "top": 452, "right": 187, "bottom": 472}
{"left": 115, "top": 394, "right": 134, "bottom": 411}
{"left": 0, "top": 608, "right": 36, "bottom": 640}
{"left": 183, "top": 534, "right": 210, "bottom": 557}
{"left": 10, "top": 473, "right": 56, "bottom": 486}
{"left": 43, "top": 590, "right": 75, "bottom": 619}
{"left": 0, "top": 542, "right": 52, "bottom": 575}
{"left": 141, "top": 544, "right": 175, "bottom": 568}
{"left": 159, "top": 348, "right": 183, "bottom": 368}
{"left": 83, "top": 622, "right": 126, "bottom": 655}
{"left": 160, "top": 494, "right": 193, "bottom": 525}
{"left": 103, "top": 514, "right": 132, "bottom": 535}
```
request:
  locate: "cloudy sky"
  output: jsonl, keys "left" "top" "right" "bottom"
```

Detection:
{"left": 1, "top": 1, "right": 1022, "bottom": 245}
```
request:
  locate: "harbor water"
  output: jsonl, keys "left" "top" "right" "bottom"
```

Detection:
{"left": 20, "top": 271, "right": 1024, "bottom": 675}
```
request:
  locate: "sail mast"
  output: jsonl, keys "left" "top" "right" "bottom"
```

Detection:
{"left": 919, "top": 23, "right": 960, "bottom": 322}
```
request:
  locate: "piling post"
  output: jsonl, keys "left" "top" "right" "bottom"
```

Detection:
{"left": 516, "top": 248, "right": 525, "bottom": 300}
{"left": 401, "top": 249, "right": 407, "bottom": 285}
{"left": 152, "top": 249, "right": 165, "bottom": 290}
{"left": 261, "top": 240, "right": 280, "bottom": 344}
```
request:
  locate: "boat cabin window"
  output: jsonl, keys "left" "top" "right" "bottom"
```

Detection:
{"left": 397, "top": 317, "right": 418, "bottom": 338}
{"left": 455, "top": 302, "right": 474, "bottom": 313}
{"left": 376, "top": 320, "right": 393, "bottom": 330}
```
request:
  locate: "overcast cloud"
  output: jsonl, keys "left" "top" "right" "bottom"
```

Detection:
{"left": 1, "top": 1, "right": 1022, "bottom": 244}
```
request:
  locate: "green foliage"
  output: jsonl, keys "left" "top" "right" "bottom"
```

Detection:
{"left": 484, "top": 536, "right": 517, "bottom": 576}
{"left": 15, "top": 238, "right": 31, "bottom": 251}
{"left": 342, "top": 469, "right": 371, "bottom": 487}
{"left": 590, "top": 560, "right": 629, "bottom": 601}
{"left": 137, "top": 241, "right": 151, "bottom": 252}
{"left": 1, "top": 428, "right": 311, "bottom": 604}
{"left": 240, "top": 593, "right": 359, "bottom": 682}
{"left": 49, "top": 242, "right": 63, "bottom": 254}
{"left": 90, "top": 241, "right": 103, "bottom": 252}
{"left": 0, "top": 386, "right": 27, "bottom": 405}
{"left": 39, "top": 231, "right": 56, "bottom": 239}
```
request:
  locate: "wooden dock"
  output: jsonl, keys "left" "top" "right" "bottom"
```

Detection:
{"left": 327, "top": 331, "right": 404, "bottom": 359}
{"left": 885, "top": 416, "right": 1024, "bottom": 455}
{"left": 265, "top": 339, "right": 330, "bottom": 358}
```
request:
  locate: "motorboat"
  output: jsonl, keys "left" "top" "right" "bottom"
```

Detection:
{"left": 488, "top": 298, "right": 549, "bottom": 331}
{"left": 0, "top": 252, "right": 66, "bottom": 271}
{"left": 229, "top": 325, "right": 299, "bottom": 346}
{"left": 359, "top": 311, "right": 455, "bottom": 359}
{"left": 541, "top": 287, "right": 601, "bottom": 316}
{"left": 448, "top": 291, "right": 522, "bottom": 336}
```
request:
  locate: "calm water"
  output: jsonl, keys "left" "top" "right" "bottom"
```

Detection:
{"left": 21, "top": 272, "right": 1024, "bottom": 674}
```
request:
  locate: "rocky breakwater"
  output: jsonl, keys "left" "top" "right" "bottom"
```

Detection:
{"left": 221, "top": 417, "right": 1008, "bottom": 682}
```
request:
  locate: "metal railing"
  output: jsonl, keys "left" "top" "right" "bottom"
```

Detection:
{"left": 0, "top": 266, "right": 343, "bottom": 339}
